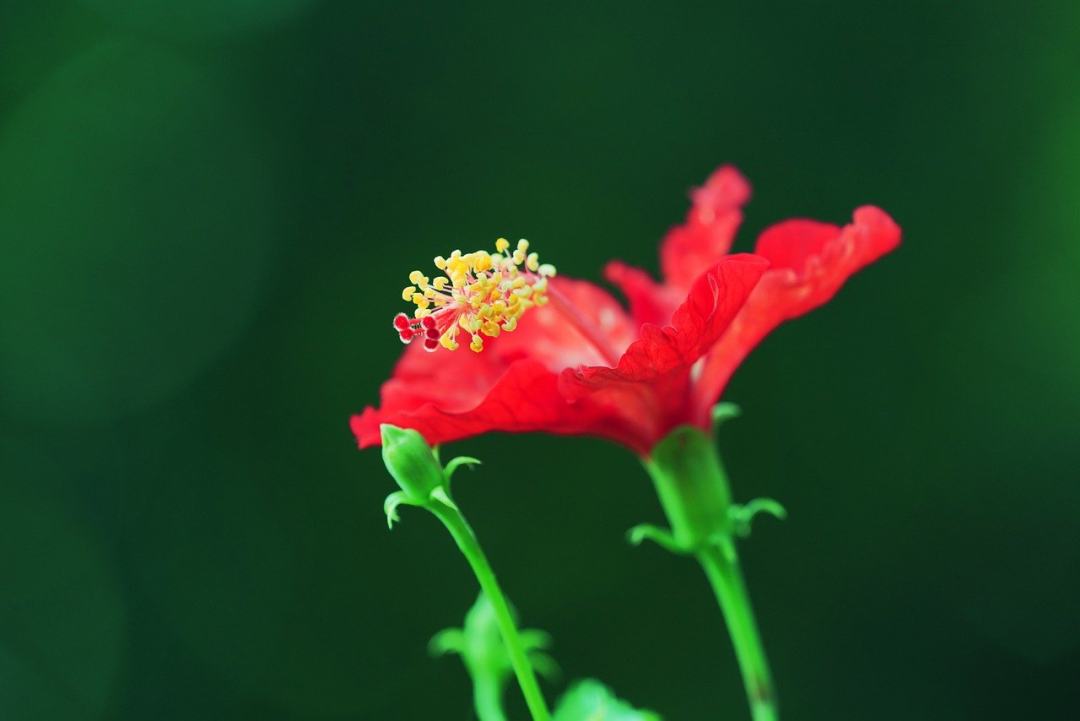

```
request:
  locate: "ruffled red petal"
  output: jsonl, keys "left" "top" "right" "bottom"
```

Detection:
{"left": 351, "top": 358, "right": 612, "bottom": 448}
{"left": 561, "top": 254, "right": 768, "bottom": 450}
{"left": 690, "top": 206, "right": 901, "bottom": 424}
{"left": 660, "top": 166, "right": 751, "bottom": 290}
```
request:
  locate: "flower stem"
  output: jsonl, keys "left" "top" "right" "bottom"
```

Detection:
{"left": 697, "top": 540, "right": 777, "bottom": 721}
{"left": 473, "top": 673, "right": 509, "bottom": 721}
{"left": 643, "top": 426, "right": 778, "bottom": 721}
{"left": 429, "top": 503, "right": 552, "bottom": 721}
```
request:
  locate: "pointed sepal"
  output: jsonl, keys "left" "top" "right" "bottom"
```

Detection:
{"left": 729, "top": 497, "right": 787, "bottom": 538}
{"left": 626, "top": 524, "right": 691, "bottom": 555}
{"left": 384, "top": 490, "right": 421, "bottom": 529}
{"left": 428, "top": 485, "right": 459, "bottom": 511}
{"left": 428, "top": 628, "right": 466, "bottom": 657}
{"left": 711, "top": 401, "right": 742, "bottom": 427}
{"left": 444, "top": 455, "right": 482, "bottom": 487}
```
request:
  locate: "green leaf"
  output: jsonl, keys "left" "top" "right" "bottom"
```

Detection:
{"left": 553, "top": 680, "right": 662, "bottom": 721}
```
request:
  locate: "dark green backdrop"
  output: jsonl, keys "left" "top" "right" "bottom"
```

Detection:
{"left": 2, "top": 1, "right": 1078, "bottom": 719}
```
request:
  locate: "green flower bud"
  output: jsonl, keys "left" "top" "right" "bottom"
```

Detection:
{"left": 553, "top": 679, "right": 660, "bottom": 721}
{"left": 645, "top": 425, "right": 732, "bottom": 549}
{"left": 380, "top": 424, "right": 444, "bottom": 501}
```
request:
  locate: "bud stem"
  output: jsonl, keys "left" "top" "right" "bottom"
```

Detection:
{"left": 429, "top": 503, "right": 553, "bottom": 721}
{"left": 473, "top": 673, "right": 509, "bottom": 721}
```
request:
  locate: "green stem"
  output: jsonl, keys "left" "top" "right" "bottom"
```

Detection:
{"left": 430, "top": 504, "right": 552, "bottom": 721}
{"left": 473, "top": 673, "right": 509, "bottom": 721}
{"left": 643, "top": 426, "right": 779, "bottom": 721}
{"left": 697, "top": 540, "right": 777, "bottom": 721}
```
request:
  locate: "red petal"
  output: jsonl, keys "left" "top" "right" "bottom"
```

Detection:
{"left": 351, "top": 276, "right": 645, "bottom": 450}
{"left": 691, "top": 206, "right": 901, "bottom": 423}
{"left": 495, "top": 276, "right": 637, "bottom": 369}
{"left": 560, "top": 254, "right": 768, "bottom": 449}
{"left": 660, "top": 166, "right": 751, "bottom": 290}
{"left": 354, "top": 359, "right": 570, "bottom": 444}
{"left": 603, "top": 260, "right": 680, "bottom": 327}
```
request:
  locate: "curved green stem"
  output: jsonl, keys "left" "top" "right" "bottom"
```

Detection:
{"left": 430, "top": 503, "right": 552, "bottom": 721}
{"left": 697, "top": 540, "right": 777, "bottom": 721}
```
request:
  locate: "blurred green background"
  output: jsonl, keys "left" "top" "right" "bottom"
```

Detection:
{"left": 1, "top": 1, "right": 1078, "bottom": 719}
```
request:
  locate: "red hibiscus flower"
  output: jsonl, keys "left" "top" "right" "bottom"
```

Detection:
{"left": 351, "top": 166, "right": 900, "bottom": 455}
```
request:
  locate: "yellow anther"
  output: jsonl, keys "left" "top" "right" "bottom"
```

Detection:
{"left": 395, "top": 237, "right": 555, "bottom": 352}
{"left": 473, "top": 251, "right": 493, "bottom": 272}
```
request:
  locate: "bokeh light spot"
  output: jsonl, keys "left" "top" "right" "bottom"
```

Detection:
{"left": 0, "top": 40, "right": 277, "bottom": 424}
